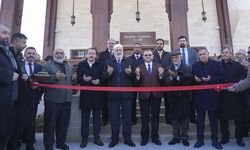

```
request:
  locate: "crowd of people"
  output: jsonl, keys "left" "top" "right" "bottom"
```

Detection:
{"left": 1, "top": 21, "right": 250, "bottom": 150}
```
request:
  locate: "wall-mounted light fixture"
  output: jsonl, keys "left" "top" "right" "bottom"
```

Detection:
{"left": 135, "top": 0, "right": 140, "bottom": 22}
{"left": 201, "top": 0, "right": 207, "bottom": 22}
{"left": 71, "top": 0, "right": 76, "bottom": 26}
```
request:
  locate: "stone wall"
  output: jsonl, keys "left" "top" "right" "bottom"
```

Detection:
{"left": 54, "top": 0, "right": 250, "bottom": 57}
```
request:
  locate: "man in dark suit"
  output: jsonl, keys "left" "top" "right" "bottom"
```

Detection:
{"left": 0, "top": 21, "right": 19, "bottom": 150}
{"left": 77, "top": 48, "right": 104, "bottom": 148}
{"left": 19, "top": 47, "right": 43, "bottom": 150}
{"left": 192, "top": 48, "right": 225, "bottom": 149}
{"left": 98, "top": 38, "right": 115, "bottom": 126}
{"left": 153, "top": 38, "right": 172, "bottom": 124}
{"left": 7, "top": 33, "right": 35, "bottom": 150}
{"left": 102, "top": 44, "right": 136, "bottom": 148}
{"left": 165, "top": 50, "right": 193, "bottom": 147}
{"left": 176, "top": 35, "right": 199, "bottom": 124}
{"left": 135, "top": 49, "right": 164, "bottom": 146}
{"left": 219, "top": 47, "right": 246, "bottom": 147}
{"left": 127, "top": 43, "right": 144, "bottom": 125}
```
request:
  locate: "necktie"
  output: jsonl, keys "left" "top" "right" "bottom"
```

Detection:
{"left": 147, "top": 64, "right": 151, "bottom": 75}
{"left": 136, "top": 55, "right": 139, "bottom": 60}
{"left": 28, "top": 62, "right": 33, "bottom": 76}
{"left": 182, "top": 49, "right": 187, "bottom": 65}
{"left": 117, "top": 59, "right": 121, "bottom": 85}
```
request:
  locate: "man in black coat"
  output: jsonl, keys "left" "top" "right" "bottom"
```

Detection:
{"left": 176, "top": 35, "right": 199, "bottom": 124}
{"left": 77, "top": 48, "right": 104, "bottom": 148}
{"left": 7, "top": 33, "right": 35, "bottom": 150}
{"left": 102, "top": 44, "right": 136, "bottom": 148}
{"left": 127, "top": 43, "right": 144, "bottom": 125}
{"left": 219, "top": 47, "right": 246, "bottom": 147}
{"left": 153, "top": 38, "right": 172, "bottom": 124}
{"left": 98, "top": 38, "right": 115, "bottom": 126}
{"left": 0, "top": 22, "right": 19, "bottom": 150}
{"left": 192, "top": 48, "right": 225, "bottom": 149}
{"left": 164, "top": 50, "right": 193, "bottom": 146}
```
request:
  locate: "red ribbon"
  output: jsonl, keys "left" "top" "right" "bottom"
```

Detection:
{"left": 32, "top": 83, "right": 233, "bottom": 92}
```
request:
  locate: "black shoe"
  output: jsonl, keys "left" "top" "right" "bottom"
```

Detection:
{"left": 212, "top": 141, "right": 223, "bottom": 149}
{"left": 56, "top": 143, "right": 69, "bottom": 150}
{"left": 80, "top": 138, "right": 88, "bottom": 148}
{"left": 236, "top": 139, "right": 245, "bottom": 147}
{"left": 152, "top": 139, "right": 162, "bottom": 145}
{"left": 26, "top": 144, "right": 35, "bottom": 150}
{"left": 45, "top": 146, "right": 54, "bottom": 150}
{"left": 219, "top": 138, "right": 229, "bottom": 144}
{"left": 168, "top": 138, "right": 180, "bottom": 145}
{"left": 124, "top": 140, "right": 136, "bottom": 147}
{"left": 94, "top": 137, "right": 104, "bottom": 146}
{"left": 182, "top": 139, "right": 190, "bottom": 146}
{"left": 194, "top": 140, "right": 204, "bottom": 148}
{"left": 102, "top": 120, "right": 108, "bottom": 126}
{"left": 108, "top": 140, "right": 118, "bottom": 148}
{"left": 140, "top": 140, "right": 148, "bottom": 146}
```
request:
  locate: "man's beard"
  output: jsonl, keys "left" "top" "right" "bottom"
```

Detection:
{"left": 0, "top": 39, "right": 9, "bottom": 46}
{"left": 54, "top": 57, "right": 64, "bottom": 63}
{"left": 157, "top": 47, "right": 163, "bottom": 51}
{"left": 114, "top": 54, "right": 123, "bottom": 59}
{"left": 180, "top": 43, "right": 186, "bottom": 48}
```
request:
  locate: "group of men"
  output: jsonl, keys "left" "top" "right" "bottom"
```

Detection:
{"left": 1, "top": 19, "right": 250, "bottom": 150}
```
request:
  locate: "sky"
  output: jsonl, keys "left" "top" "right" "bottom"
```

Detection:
{"left": 0, "top": 0, "right": 46, "bottom": 57}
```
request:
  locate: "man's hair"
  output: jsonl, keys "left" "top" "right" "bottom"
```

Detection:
{"left": 24, "top": 46, "right": 37, "bottom": 53}
{"left": 143, "top": 48, "right": 153, "bottom": 54}
{"left": 133, "top": 43, "right": 141, "bottom": 47}
{"left": 198, "top": 47, "right": 208, "bottom": 52}
{"left": 11, "top": 33, "right": 27, "bottom": 43}
{"left": 177, "top": 35, "right": 188, "bottom": 41}
{"left": 221, "top": 47, "right": 231, "bottom": 53}
{"left": 156, "top": 38, "right": 164, "bottom": 44}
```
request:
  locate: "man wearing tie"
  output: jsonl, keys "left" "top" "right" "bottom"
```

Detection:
{"left": 176, "top": 35, "right": 199, "bottom": 124}
{"left": 20, "top": 47, "right": 43, "bottom": 149}
{"left": 127, "top": 43, "right": 144, "bottom": 125}
{"left": 135, "top": 49, "right": 164, "bottom": 146}
{"left": 102, "top": 44, "right": 136, "bottom": 148}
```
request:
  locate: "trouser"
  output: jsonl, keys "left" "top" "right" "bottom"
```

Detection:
{"left": 220, "top": 119, "right": 244, "bottom": 140}
{"left": 81, "top": 108, "right": 101, "bottom": 139}
{"left": 196, "top": 110, "right": 218, "bottom": 141}
{"left": 139, "top": 96, "right": 161, "bottom": 141}
{"left": 164, "top": 93, "right": 170, "bottom": 121}
{"left": 172, "top": 118, "right": 189, "bottom": 140}
{"left": 131, "top": 92, "right": 138, "bottom": 122}
{"left": 101, "top": 92, "right": 109, "bottom": 122}
{"left": 108, "top": 99, "right": 132, "bottom": 141}
{"left": 43, "top": 101, "right": 71, "bottom": 147}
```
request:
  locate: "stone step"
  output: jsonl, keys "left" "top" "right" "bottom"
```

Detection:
{"left": 67, "top": 122, "right": 238, "bottom": 142}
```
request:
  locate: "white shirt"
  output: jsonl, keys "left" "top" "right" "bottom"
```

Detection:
{"left": 87, "top": 60, "right": 95, "bottom": 68}
{"left": 145, "top": 62, "right": 153, "bottom": 71}
{"left": 25, "top": 61, "right": 34, "bottom": 76}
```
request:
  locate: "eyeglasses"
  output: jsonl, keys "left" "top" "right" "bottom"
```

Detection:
{"left": 144, "top": 54, "right": 152, "bottom": 57}
{"left": 55, "top": 52, "right": 64, "bottom": 55}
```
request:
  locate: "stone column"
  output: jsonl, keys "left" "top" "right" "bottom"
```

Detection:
{"left": 216, "top": 0, "right": 233, "bottom": 51}
{"left": 91, "top": 0, "right": 113, "bottom": 51}
{"left": 165, "top": 0, "right": 189, "bottom": 50}
{"left": 43, "top": 0, "right": 58, "bottom": 58}
{"left": 0, "top": 0, "right": 24, "bottom": 34}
